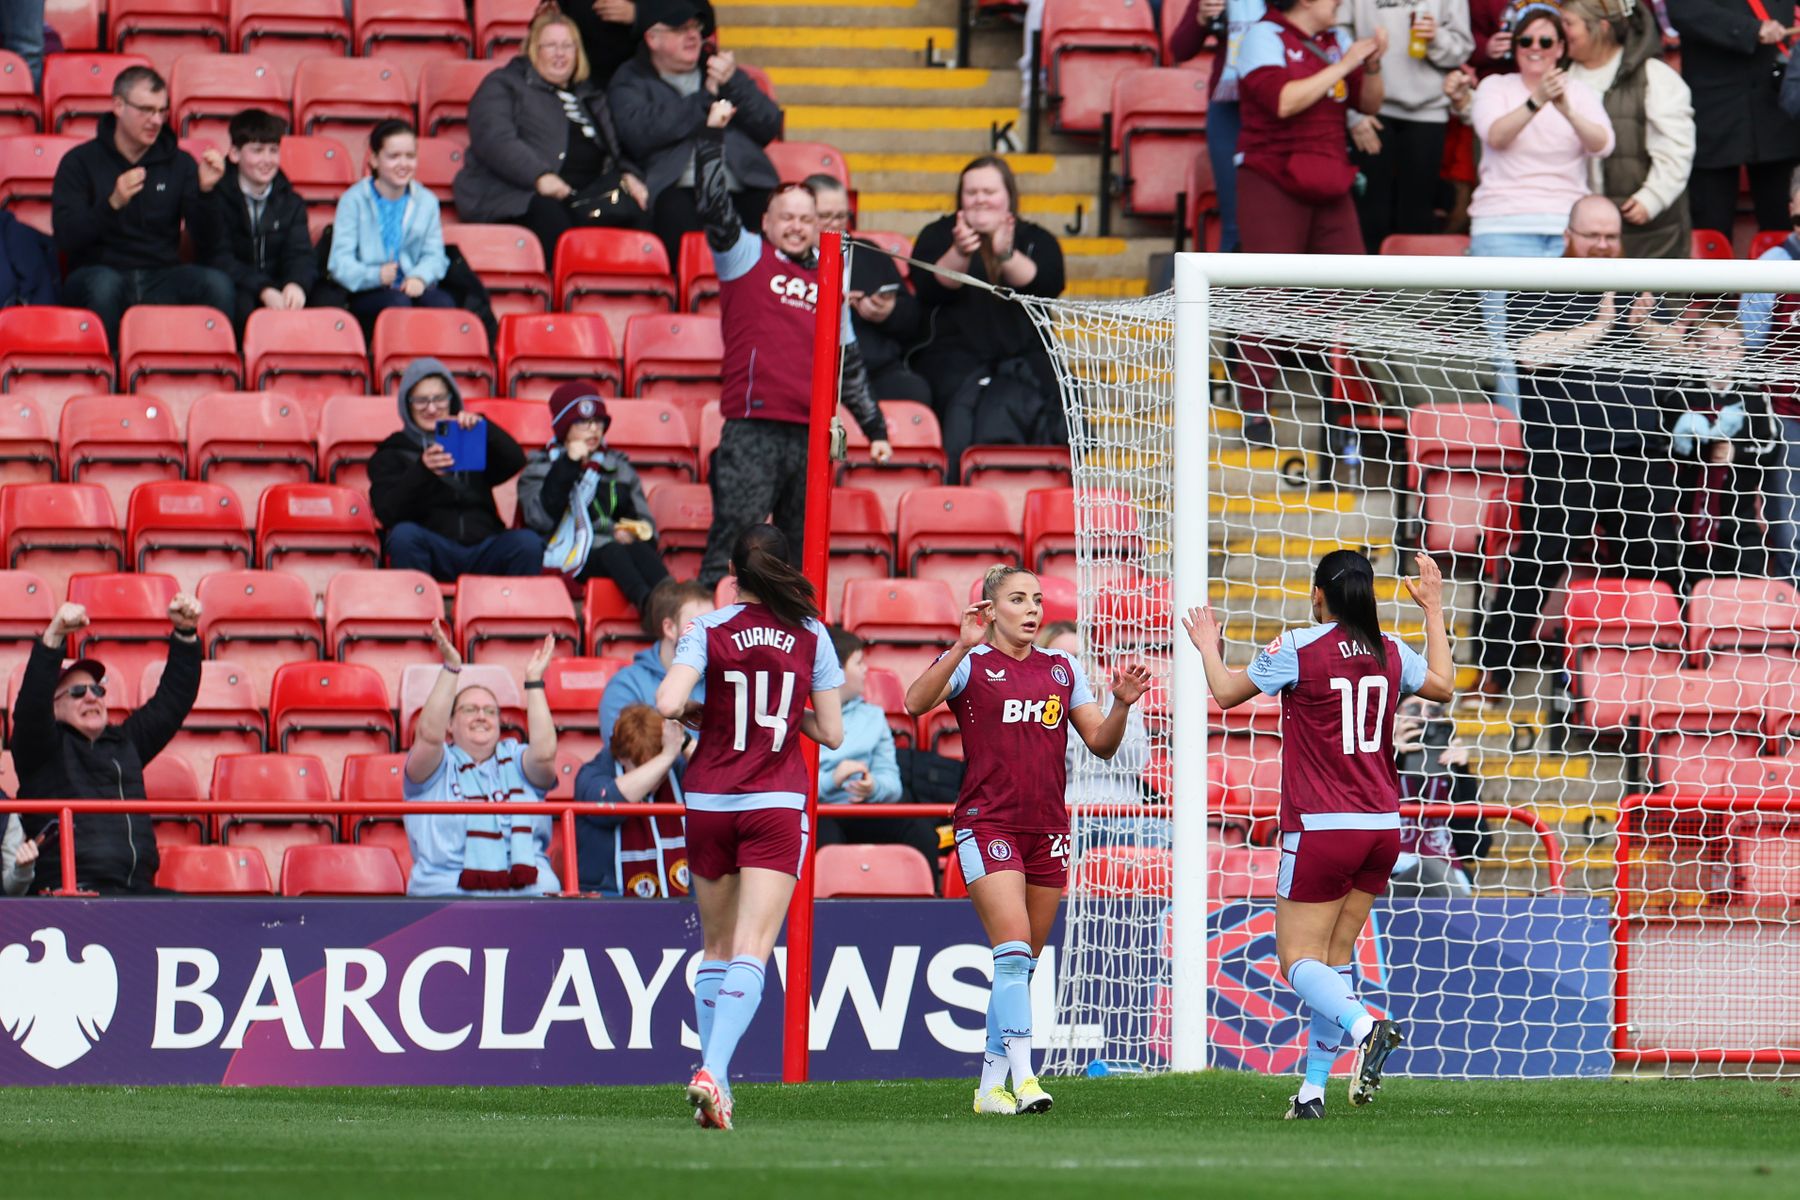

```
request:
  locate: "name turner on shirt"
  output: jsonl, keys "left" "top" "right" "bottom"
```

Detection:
{"left": 730, "top": 626, "right": 798, "bottom": 654}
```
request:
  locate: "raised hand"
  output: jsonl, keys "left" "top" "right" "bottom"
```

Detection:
{"left": 957, "top": 600, "right": 993, "bottom": 649}
{"left": 1403, "top": 551, "right": 1444, "bottom": 614}
{"left": 167, "top": 593, "right": 202, "bottom": 633}
{"left": 1110, "top": 661, "right": 1153, "bottom": 706}
{"left": 706, "top": 98, "right": 736, "bottom": 129}
{"left": 523, "top": 633, "right": 557, "bottom": 683}
{"left": 45, "top": 602, "right": 89, "bottom": 645}
{"left": 1181, "top": 604, "right": 1222, "bottom": 656}
{"left": 429, "top": 617, "right": 462, "bottom": 670}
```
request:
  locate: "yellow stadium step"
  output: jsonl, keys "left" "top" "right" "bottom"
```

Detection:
{"left": 1212, "top": 447, "right": 1316, "bottom": 474}
{"left": 1210, "top": 576, "right": 1415, "bottom": 603}
{"left": 765, "top": 67, "right": 1018, "bottom": 106}
{"left": 1210, "top": 492, "right": 1359, "bottom": 516}
{"left": 785, "top": 104, "right": 1021, "bottom": 132}
{"left": 855, "top": 190, "right": 1089, "bottom": 216}
{"left": 1455, "top": 711, "right": 1545, "bottom": 739}
{"left": 723, "top": 25, "right": 956, "bottom": 51}
{"left": 1473, "top": 754, "right": 1592, "bottom": 782}
{"left": 1064, "top": 278, "right": 1150, "bottom": 299}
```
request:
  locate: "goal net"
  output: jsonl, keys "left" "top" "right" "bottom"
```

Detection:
{"left": 1015, "top": 253, "right": 1800, "bottom": 1079}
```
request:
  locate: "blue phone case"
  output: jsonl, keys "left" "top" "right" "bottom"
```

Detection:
{"left": 435, "top": 419, "right": 488, "bottom": 472}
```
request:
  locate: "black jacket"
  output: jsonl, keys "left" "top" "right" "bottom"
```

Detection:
{"left": 909, "top": 213, "right": 1065, "bottom": 387}
{"left": 50, "top": 113, "right": 221, "bottom": 271}
{"left": 13, "top": 634, "right": 203, "bottom": 893}
{"left": 557, "top": 0, "right": 716, "bottom": 88}
{"left": 367, "top": 356, "right": 530, "bottom": 545}
{"left": 607, "top": 45, "right": 781, "bottom": 204}
{"left": 1667, "top": 0, "right": 1800, "bottom": 169}
{"left": 849, "top": 247, "right": 924, "bottom": 379}
{"left": 207, "top": 163, "right": 317, "bottom": 313}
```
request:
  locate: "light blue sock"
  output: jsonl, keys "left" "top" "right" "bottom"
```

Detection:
{"left": 1288, "top": 957, "right": 1372, "bottom": 1042}
{"left": 701, "top": 956, "right": 765, "bottom": 1084}
{"left": 993, "top": 941, "right": 1034, "bottom": 1084}
{"left": 695, "top": 959, "right": 728, "bottom": 1051}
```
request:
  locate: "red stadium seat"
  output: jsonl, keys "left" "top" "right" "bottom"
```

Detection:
{"left": 342, "top": 750, "right": 407, "bottom": 819}
{"left": 126, "top": 480, "right": 253, "bottom": 593}
{"left": 1072, "top": 844, "right": 1171, "bottom": 897}
{"left": 677, "top": 229, "right": 720, "bottom": 315}
{"left": 188, "top": 392, "right": 318, "bottom": 521}
{"left": 282, "top": 842, "right": 405, "bottom": 895}
{"left": 373, "top": 307, "right": 494, "bottom": 396}
{"left": 291, "top": 56, "right": 413, "bottom": 161}
{"left": 112, "top": 0, "right": 231, "bottom": 77}
{"left": 0, "top": 570, "right": 57, "bottom": 714}
{"left": 555, "top": 228, "right": 677, "bottom": 340}
{"left": 463, "top": 395, "right": 551, "bottom": 449}
{"left": 170, "top": 52, "right": 285, "bottom": 148}
{"left": 43, "top": 53, "right": 151, "bottom": 137}
{"left": 583, "top": 577, "right": 654, "bottom": 656}
{"left": 623, "top": 313, "right": 723, "bottom": 399}
{"left": 45, "top": 0, "right": 101, "bottom": 52}
{"left": 959, "top": 444, "right": 1072, "bottom": 529}
{"left": 896, "top": 486, "right": 1022, "bottom": 592}
{"left": 1685, "top": 577, "right": 1800, "bottom": 655}
{"left": 213, "top": 752, "right": 336, "bottom": 871}
{"left": 0, "top": 136, "right": 83, "bottom": 234}
{"left": 413, "top": 133, "right": 465, "bottom": 200}
{"left": 497, "top": 312, "right": 620, "bottom": 400}
{"left": 66, "top": 572, "right": 182, "bottom": 697}
{"left": 851, "top": 230, "right": 912, "bottom": 281}
{"left": 860, "top": 665, "right": 914, "bottom": 749}
{"left": 1381, "top": 233, "right": 1472, "bottom": 256}
{"left": 1022, "top": 487, "right": 1143, "bottom": 576}
{"left": 0, "top": 51, "right": 43, "bottom": 135}
{"left": 196, "top": 569, "right": 324, "bottom": 707}
{"left": 155, "top": 844, "right": 274, "bottom": 893}
{"left": 59, "top": 395, "right": 186, "bottom": 520}
{"left": 1214, "top": 844, "right": 1281, "bottom": 899}
{"left": 232, "top": 0, "right": 351, "bottom": 92}
{"left": 318, "top": 393, "right": 404, "bottom": 492}
{"left": 1749, "top": 229, "right": 1791, "bottom": 260}
{"left": 1041, "top": 0, "right": 1161, "bottom": 136}
{"left": 278, "top": 134, "right": 359, "bottom": 237}
{"left": 763, "top": 139, "right": 850, "bottom": 189}
{"left": 1691, "top": 229, "right": 1733, "bottom": 260}
{"left": 325, "top": 569, "right": 442, "bottom": 699}
{"left": 814, "top": 844, "right": 935, "bottom": 897}
{"left": 445, "top": 223, "right": 553, "bottom": 320}
{"left": 397, "top": 661, "right": 525, "bottom": 743}
{"left": 1562, "top": 577, "right": 1684, "bottom": 732}
{"left": 646, "top": 481, "right": 712, "bottom": 580}
{"left": 1641, "top": 667, "right": 1791, "bottom": 785}
{"left": 143, "top": 656, "right": 267, "bottom": 789}
{"left": 604, "top": 399, "right": 697, "bottom": 488}
{"left": 473, "top": 0, "right": 535, "bottom": 57}
{"left": 0, "top": 482, "right": 124, "bottom": 599}
{"left": 541, "top": 655, "right": 631, "bottom": 761}
{"left": 120, "top": 304, "right": 242, "bottom": 407}
{"left": 256, "top": 482, "right": 380, "bottom": 600}
{"left": 454, "top": 575, "right": 581, "bottom": 674}
{"left": 353, "top": 0, "right": 473, "bottom": 93}
{"left": 269, "top": 660, "right": 397, "bottom": 804}
{"left": 1106, "top": 67, "right": 1208, "bottom": 219}
{"left": 242, "top": 307, "right": 372, "bottom": 399}
{"left": 841, "top": 577, "right": 960, "bottom": 681}
{"left": 1407, "top": 401, "right": 1525, "bottom": 557}
{"left": 418, "top": 57, "right": 499, "bottom": 141}
{"left": 0, "top": 397, "right": 54, "bottom": 487}
{"left": 0, "top": 306, "right": 115, "bottom": 407}
{"left": 824, "top": 486, "right": 893, "bottom": 622}
{"left": 836, "top": 400, "right": 948, "bottom": 526}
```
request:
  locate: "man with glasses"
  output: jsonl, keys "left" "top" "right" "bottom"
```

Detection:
{"left": 10, "top": 592, "right": 203, "bottom": 895}
{"left": 50, "top": 65, "right": 235, "bottom": 349}
{"left": 808, "top": 174, "right": 933, "bottom": 407}
{"left": 367, "top": 356, "right": 544, "bottom": 582}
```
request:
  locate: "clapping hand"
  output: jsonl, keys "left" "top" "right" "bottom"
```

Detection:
{"left": 523, "top": 634, "right": 556, "bottom": 684}
{"left": 429, "top": 617, "right": 462, "bottom": 670}
{"left": 706, "top": 99, "right": 736, "bottom": 129}
{"left": 951, "top": 211, "right": 982, "bottom": 257}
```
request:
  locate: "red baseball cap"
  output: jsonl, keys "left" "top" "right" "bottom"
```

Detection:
{"left": 56, "top": 659, "right": 107, "bottom": 690}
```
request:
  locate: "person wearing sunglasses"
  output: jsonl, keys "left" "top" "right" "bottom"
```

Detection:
{"left": 9, "top": 593, "right": 203, "bottom": 895}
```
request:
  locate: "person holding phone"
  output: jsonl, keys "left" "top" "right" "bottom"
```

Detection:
{"left": 1392, "top": 696, "right": 1489, "bottom": 896}
{"left": 367, "top": 357, "right": 544, "bottom": 582}
{"left": 806, "top": 175, "right": 933, "bottom": 407}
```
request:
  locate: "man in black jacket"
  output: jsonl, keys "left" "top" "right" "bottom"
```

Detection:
{"left": 808, "top": 175, "right": 932, "bottom": 407}
{"left": 367, "top": 356, "right": 545, "bottom": 581}
{"left": 13, "top": 593, "right": 204, "bottom": 895}
{"left": 208, "top": 109, "right": 317, "bottom": 331}
{"left": 50, "top": 65, "right": 234, "bottom": 348}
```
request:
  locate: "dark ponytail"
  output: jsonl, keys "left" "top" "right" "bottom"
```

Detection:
{"left": 1314, "top": 549, "right": 1386, "bottom": 666}
{"left": 731, "top": 524, "right": 818, "bottom": 629}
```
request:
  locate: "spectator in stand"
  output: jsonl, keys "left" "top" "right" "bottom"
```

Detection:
{"left": 405, "top": 620, "right": 561, "bottom": 897}
{"left": 1666, "top": 0, "right": 1800, "bottom": 237}
{"left": 1391, "top": 697, "right": 1488, "bottom": 896}
{"left": 559, "top": 0, "right": 716, "bottom": 88}
{"left": 598, "top": 579, "right": 714, "bottom": 742}
{"left": 910, "top": 156, "right": 1067, "bottom": 468}
{"left": 517, "top": 380, "right": 672, "bottom": 607}
{"left": 0, "top": 207, "right": 58, "bottom": 308}
{"left": 368, "top": 357, "right": 543, "bottom": 580}
{"left": 328, "top": 120, "right": 453, "bottom": 338}
{"left": 815, "top": 627, "right": 940, "bottom": 876}
{"left": 455, "top": 6, "right": 650, "bottom": 265}
{"left": 808, "top": 175, "right": 933, "bottom": 406}
{"left": 1344, "top": 0, "right": 1472, "bottom": 252}
{"left": 1738, "top": 174, "right": 1800, "bottom": 584}
{"left": 1564, "top": 0, "right": 1694, "bottom": 259}
{"left": 0, "top": 0, "right": 43, "bottom": 90}
{"left": 11, "top": 595, "right": 203, "bottom": 895}
{"left": 573, "top": 703, "right": 690, "bottom": 897}
{"left": 51, "top": 66, "right": 234, "bottom": 348}
{"left": 1036, "top": 621, "right": 1161, "bottom": 851}
{"left": 209, "top": 110, "right": 316, "bottom": 331}
{"left": 2, "top": 811, "right": 39, "bottom": 896}
{"left": 1440, "top": 1, "right": 1520, "bottom": 231}
{"left": 1475, "top": 196, "right": 1683, "bottom": 701}
{"left": 1169, "top": 0, "right": 1271, "bottom": 253}
{"left": 608, "top": 0, "right": 782, "bottom": 266}
{"left": 692, "top": 100, "right": 891, "bottom": 587}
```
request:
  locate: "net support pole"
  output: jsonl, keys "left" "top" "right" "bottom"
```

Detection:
{"left": 782, "top": 228, "right": 844, "bottom": 1084}
{"left": 1169, "top": 258, "right": 1213, "bottom": 1071}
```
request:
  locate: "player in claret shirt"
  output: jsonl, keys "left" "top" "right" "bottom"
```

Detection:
{"left": 1184, "top": 549, "right": 1454, "bottom": 1118}
{"left": 656, "top": 523, "right": 844, "bottom": 1131}
{"left": 906, "top": 564, "right": 1151, "bottom": 1117}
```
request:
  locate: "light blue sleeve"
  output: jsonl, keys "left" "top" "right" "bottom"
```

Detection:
{"left": 406, "top": 186, "right": 449, "bottom": 287}
{"left": 867, "top": 717, "right": 901, "bottom": 803}
{"left": 1393, "top": 637, "right": 1429, "bottom": 696}
{"left": 712, "top": 226, "right": 763, "bottom": 282}
{"left": 1058, "top": 651, "right": 1098, "bottom": 710}
{"left": 1235, "top": 21, "right": 1288, "bottom": 77}
{"left": 672, "top": 616, "right": 710, "bottom": 674}
{"left": 327, "top": 184, "right": 381, "bottom": 293}
{"left": 810, "top": 619, "right": 845, "bottom": 690}
{"left": 1741, "top": 290, "right": 1776, "bottom": 351}
{"left": 1246, "top": 632, "right": 1300, "bottom": 696}
{"left": 942, "top": 650, "right": 973, "bottom": 699}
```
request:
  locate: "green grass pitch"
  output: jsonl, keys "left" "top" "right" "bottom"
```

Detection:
{"left": 2, "top": 1073, "right": 1795, "bottom": 1199}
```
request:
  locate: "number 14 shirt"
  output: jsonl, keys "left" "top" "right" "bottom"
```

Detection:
{"left": 674, "top": 603, "right": 844, "bottom": 812}
{"left": 1246, "top": 622, "right": 1428, "bottom": 834}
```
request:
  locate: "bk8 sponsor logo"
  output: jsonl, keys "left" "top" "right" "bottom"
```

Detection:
{"left": 1000, "top": 696, "right": 1064, "bottom": 727}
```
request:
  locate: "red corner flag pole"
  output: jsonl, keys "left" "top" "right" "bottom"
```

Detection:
{"left": 783, "top": 228, "right": 844, "bottom": 1084}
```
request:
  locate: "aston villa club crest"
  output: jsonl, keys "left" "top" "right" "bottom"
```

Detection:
{"left": 1051, "top": 664, "right": 1070, "bottom": 687}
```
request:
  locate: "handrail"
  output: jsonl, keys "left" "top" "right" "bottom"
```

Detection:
{"left": 8, "top": 799, "right": 1564, "bottom": 895}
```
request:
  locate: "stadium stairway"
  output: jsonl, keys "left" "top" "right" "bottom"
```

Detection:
{"left": 716, "top": 0, "right": 1164, "bottom": 298}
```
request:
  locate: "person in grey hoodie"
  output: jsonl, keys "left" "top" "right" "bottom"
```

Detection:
{"left": 366, "top": 357, "right": 542, "bottom": 581}
{"left": 598, "top": 578, "right": 714, "bottom": 745}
